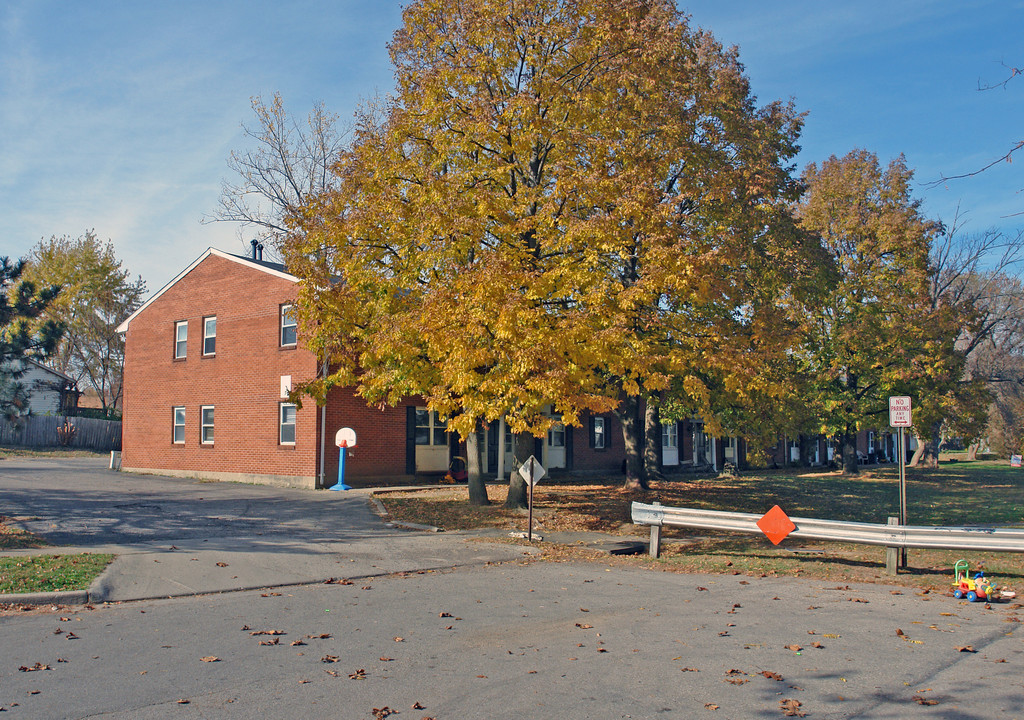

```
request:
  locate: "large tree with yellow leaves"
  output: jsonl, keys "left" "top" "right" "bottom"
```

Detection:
{"left": 288, "top": 0, "right": 817, "bottom": 499}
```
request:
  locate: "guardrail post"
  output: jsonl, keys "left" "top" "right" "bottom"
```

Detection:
{"left": 885, "top": 516, "right": 899, "bottom": 575}
{"left": 649, "top": 501, "right": 662, "bottom": 558}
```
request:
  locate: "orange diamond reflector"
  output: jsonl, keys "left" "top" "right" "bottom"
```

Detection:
{"left": 757, "top": 505, "right": 795, "bottom": 546}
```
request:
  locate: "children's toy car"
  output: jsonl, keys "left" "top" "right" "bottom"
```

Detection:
{"left": 951, "top": 560, "right": 1016, "bottom": 602}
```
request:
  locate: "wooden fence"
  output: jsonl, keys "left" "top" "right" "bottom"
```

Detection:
{"left": 0, "top": 415, "right": 122, "bottom": 452}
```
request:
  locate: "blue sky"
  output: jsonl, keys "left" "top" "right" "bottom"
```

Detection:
{"left": 2, "top": 0, "right": 1021, "bottom": 292}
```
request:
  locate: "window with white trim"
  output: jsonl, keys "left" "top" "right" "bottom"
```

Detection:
{"left": 662, "top": 421, "right": 677, "bottom": 448}
{"left": 591, "top": 416, "right": 606, "bottom": 449}
{"left": 203, "top": 316, "right": 216, "bottom": 356}
{"left": 279, "top": 403, "right": 296, "bottom": 445}
{"left": 172, "top": 407, "right": 185, "bottom": 444}
{"left": 174, "top": 321, "right": 188, "bottom": 359}
{"left": 200, "top": 405, "right": 215, "bottom": 444}
{"left": 280, "top": 304, "right": 297, "bottom": 347}
{"left": 414, "top": 408, "right": 448, "bottom": 446}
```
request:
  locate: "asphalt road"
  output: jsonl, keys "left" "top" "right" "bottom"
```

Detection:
{"left": 0, "top": 563, "right": 1021, "bottom": 719}
{"left": 0, "top": 456, "right": 387, "bottom": 547}
{"left": 0, "top": 457, "right": 1021, "bottom": 719}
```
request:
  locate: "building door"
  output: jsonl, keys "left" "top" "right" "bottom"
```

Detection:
{"left": 662, "top": 422, "right": 679, "bottom": 466}
{"left": 546, "top": 419, "right": 566, "bottom": 469}
{"left": 414, "top": 408, "right": 449, "bottom": 473}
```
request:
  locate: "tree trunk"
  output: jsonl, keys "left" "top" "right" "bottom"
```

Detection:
{"left": 504, "top": 431, "right": 533, "bottom": 509}
{"left": 615, "top": 395, "right": 647, "bottom": 491}
{"left": 466, "top": 426, "right": 489, "bottom": 506}
{"left": 841, "top": 426, "right": 859, "bottom": 475}
{"left": 643, "top": 399, "right": 664, "bottom": 484}
{"left": 916, "top": 421, "right": 942, "bottom": 469}
{"left": 909, "top": 431, "right": 926, "bottom": 467}
{"left": 966, "top": 443, "right": 979, "bottom": 461}
{"left": 799, "top": 435, "right": 812, "bottom": 467}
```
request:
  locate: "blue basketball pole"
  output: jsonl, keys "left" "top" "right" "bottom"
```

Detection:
{"left": 332, "top": 445, "right": 351, "bottom": 491}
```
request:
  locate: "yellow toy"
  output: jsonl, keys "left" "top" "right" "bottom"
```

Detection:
{"left": 952, "top": 560, "right": 1016, "bottom": 602}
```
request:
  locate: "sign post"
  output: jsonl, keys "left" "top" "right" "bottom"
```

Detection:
{"left": 332, "top": 428, "right": 357, "bottom": 491}
{"left": 888, "top": 397, "right": 912, "bottom": 569}
{"left": 518, "top": 455, "right": 546, "bottom": 542}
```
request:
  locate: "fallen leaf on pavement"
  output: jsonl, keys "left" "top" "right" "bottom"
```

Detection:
{"left": 349, "top": 669, "right": 367, "bottom": 680}
{"left": 759, "top": 671, "right": 783, "bottom": 681}
{"left": 18, "top": 663, "right": 50, "bottom": 672}
{"left": 956, "top": 645, "right": 976, "bottom": 653}
{"left": 322, "top": 655, "right": 340, "bottom": 663}
{"left": 258, "top": 638, "right": 279, "bottom": 646}
{"left": 811, "top": 642, "right": 824, "bottom": 649}
{"left": 576, "top": 623, "right": 593, "bottom": 629}
{"left": 680, "top": 667, "right": 699, "bottom": 672}
{"left": 439, "top": 612, "right": 453, "bottom": 617}
{"left": 780, "top": 698, "right": 805, "bottom": 716}
{"left": 412, "top": 702, "right": 425, "bottom": 709}
{"left": 913, "top": 695, "right": 938, "bottom": 705}
{"left": 216, "top": 562, "right": 228, "bottom": 567}
{"left": 177, "top": 699, "right": 189, "bottom": 704}
{"left": 305, "top": 633, "right": 331, "bottom": 639}
{"left": 705, "top": 703, "right": 719, "bottom": 710}
{"left": 784, "top": 644, "right": 802, "bottom": 652}
{"left": 200, "top": 656, "right": 219, "bottom": 662}
{"left": 291, "top": 640, "right": 306, "bottom": 646}
{"left": 371, "top": 708, "right": 394, "bottom": 719}
{"left": 250, "top": 630, "right": 285, "bottom": 636}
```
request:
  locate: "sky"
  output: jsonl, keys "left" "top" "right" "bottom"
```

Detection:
{"left": 2, "top": 0, "right": 1022, "bottom": 294}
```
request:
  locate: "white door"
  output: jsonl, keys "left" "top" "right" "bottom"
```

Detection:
{"left": 662, "top": 422, "right": 679, "bottom": 466}
{"left": 546, "top": 420, "right": 566, "bottom": 469}
{"left": 414, "top": 408, "right": 449, "bottom": 472}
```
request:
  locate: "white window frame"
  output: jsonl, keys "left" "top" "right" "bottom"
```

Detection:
{"left": 174, "top": 321, "right": 188, "bottom": 359}
{"left": 662, "top": 421, "right": 678, "bottom": 448}
{"left": 172, "top": 406, "right": 185, "bottom": 444}
{"left": 280, "top": 304, "right": 297, "bottom": 347}
{"left": 203, "top": 316, "right": 216, "bottom": 356}
{"left": 279, "top": 402, "right": 296, "bottom": 445}
{"left": 414, "top": 408, "right": 448, "bottom": 446}
{"left": 200, "top": 405, "right": 215, "bottom": 444}
{"left": 593, "top": 416, "right": 606, "bottom": 449}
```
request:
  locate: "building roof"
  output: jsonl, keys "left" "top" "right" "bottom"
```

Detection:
{"left": 115, "top": 248, "right": 297, "bottom": 334}
{"left": 24, "top": 357, "right": 76, "bottom": 384}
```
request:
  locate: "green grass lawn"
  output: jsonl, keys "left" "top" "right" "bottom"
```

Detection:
{"left": 0, "top": 554, "right": 114, "bottom": 594}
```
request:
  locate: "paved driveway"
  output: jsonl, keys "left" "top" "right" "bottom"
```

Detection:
{"left": 0, "top": 456, "right": 387, "bottom": 547}
{"left": 0, "top": 456, "right": 529, "bottom": 602}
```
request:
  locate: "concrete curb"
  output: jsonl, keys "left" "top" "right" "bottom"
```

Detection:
{"left": 370, "top": 496, "right": 442, "bottom": 533}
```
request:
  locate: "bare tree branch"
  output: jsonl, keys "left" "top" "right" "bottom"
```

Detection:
{"left": 204, "top": 93, "right": 350, "bottom": 261}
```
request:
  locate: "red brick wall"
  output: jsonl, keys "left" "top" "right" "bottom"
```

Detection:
{"left": 570, "top": 412, "right": 626, "bottom": 474}
{"left": 121, "top": 254, "right": 320, "bottom": 484}
{"left": 322, "top": 389, "right": 418, "bottom": 487}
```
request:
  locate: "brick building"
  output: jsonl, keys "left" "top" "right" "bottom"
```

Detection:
{"left": 117, "top": 247, "right": 649, "bottom": 489}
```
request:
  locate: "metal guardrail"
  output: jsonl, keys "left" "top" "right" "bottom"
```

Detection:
{"left": 631, "top": 501, "right": 1024, "bottom": 558}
